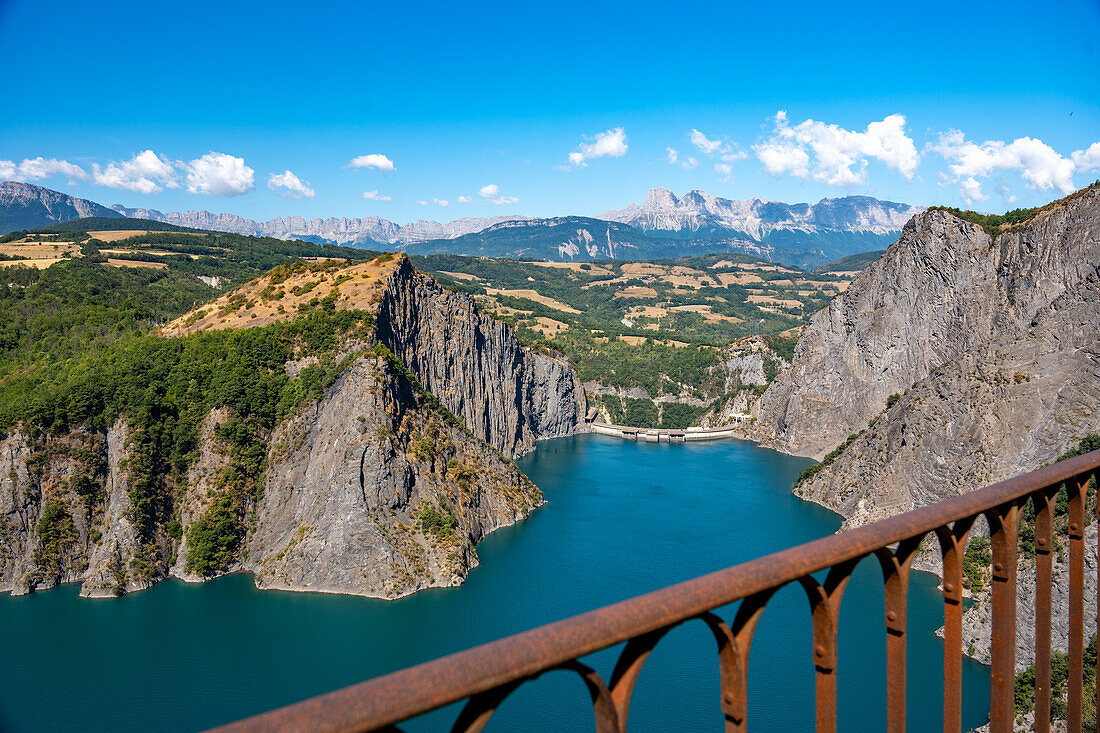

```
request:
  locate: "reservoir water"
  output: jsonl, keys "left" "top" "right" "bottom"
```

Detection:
{"left": 0, "top": 435, "right": 990, "bottom": 731}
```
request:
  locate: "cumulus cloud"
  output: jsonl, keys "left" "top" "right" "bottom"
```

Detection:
{"left": 665, "top": 147, "right": 678, "bottom": 165}
{"left": 755, "top": 140, "right": 811, "bottom": 179}
{"left": 185, "top": 152, "right": 255, "bottom": 196}
{"left": 0, "top": 160, "right": 15, "bottom": 179}
{"left": 433, "top": 197, "right": 449, "bottom": 207}
{"left": 714, "top": 162, "right": 733, "bottom": 181}
{"left": 1071, "top": 142, "right": 1100, "bottom": 173}
{"left": 478, "top": 183, "right": 518, "bottom": 205}
{"left": 362, "top": 189, "right": 391, "bottom": 201}
{"left": 90, "top": 150, "right": 178, "bottom": 193}
{"left": 11, "top": 157, "right": 88, "bottom": 184}
{"left": 683, "top": 157, "right": 698, "bottom": 170}
{"left": 754, "top": 111, "right": 919, "bottom": 187}
{"left": 348, "top": 154, "right": 395, "bottom": 172}
{"left": 267, "top": 170, "right": 316, "bottom": 200}
{"left": 929, "top": 130, "right": 1092, "bottom": 203}
{"left": 564, "top": 127, "right": 627, "bottom": 168}
{"left": 456, "top": 195, "right": 474, "bottom": 204}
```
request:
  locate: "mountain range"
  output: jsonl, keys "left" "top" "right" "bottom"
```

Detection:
{"left": 2, "top": 181, "right": 923, "bottom": 267}
{"left": 0, "top": 181, "right": 122, "bottom": 233}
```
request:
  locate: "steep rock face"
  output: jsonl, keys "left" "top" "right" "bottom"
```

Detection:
{"left": 376, "top": 257, "right": 586, "bottom": 458}
{"left": 792, "top": 270, "right": 1100, "bottom": 528}
{"left": 769, "top": 185, "right": 1100, "bottom": 670}
{"left": 757, "top": 211, "right": 1002, "bottom": 459}
{"left": 2, "top": 257, "right": 580, "bottom": 599}
{"left": 242, "top": 352, "right": 541, "bottom": 598}
{"left": 759, "top": 187, "right": 1100, "bottom": 460}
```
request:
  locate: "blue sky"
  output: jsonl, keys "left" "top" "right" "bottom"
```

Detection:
{"left": 2, "top": 0, "right": 1098, "bottom": 223}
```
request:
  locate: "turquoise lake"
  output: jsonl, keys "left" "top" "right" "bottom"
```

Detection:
{"left": 0, "top": 434, "right": 990, "bottom": 731}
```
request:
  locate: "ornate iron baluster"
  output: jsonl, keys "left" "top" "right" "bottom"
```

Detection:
{"left": 799, "top": 559, "right": 859, "bottom": 733}
{"left": 875, "top": 536, "right": 923, "bottom": 733}
{"left": 1067, "top": 475, "right": 1088, "bottom": 732}
{"left": 936, "top": 517, "right": 975, "bottom": 733}
{"left": 450, "top": 680, "right": 526, "bottom": 733}
{"left": 555, "top": 661, "right": 621, "bottom": 733}
{"left": 986, "top": 501, "right": 1020, "bottom": 733}
{"left": 722, "top": 591, "right": 776, "bottom": 732}
{"left": 1032, "top": 489, "right": 1057, "bottom": 733}
{"left": 608, "top": 626, "right": 675, "bottom": 730}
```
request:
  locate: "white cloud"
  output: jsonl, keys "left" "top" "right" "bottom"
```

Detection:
{"left": 754, "top": 111, "right": 919, "bottom": 187}
{"left": 714, "top": 162, "right": 733, "bottom": 181}
{"left": 478, "top": 183, "right": 518, "bottom": 205}
{"left": 416, "top": 200, "right": 428, "bottom": 206}
{"left": 13, "top": 157, "right": 88, "bottom": 183}
{"left": 756, "top": 140, "right": 811, "bottom": 179}
{"left": 268, "top": 170, "right": 316, "bottom": 200}
{"left": 362, "top": 189, "right": 391, "bottom": 201}
{"left": 348, "top": 154, "right": 395, "bottom": 172}
{"left": 665, "top": 147, "right": 678, "bottom": 165}
{"left": 0, "top": 160, "right": 17, "bottom": 179}
{"left": 690, "top": 129, "right": 724, "bottom": 155}
{"left": 683, "top": 157, "right": 698, "bottom": 170}
{"left": 185, "top": 152, "right": 255, "bottom": 197}
{"left": 433, "top": 197, "right": 449, "bottom": 207}
{"left": 456, "top": 195, "right": 473, "bottom": 204}
{"left": 959, "top": 177, "right": 988, "bottom": 205}
{"left": 565, "top": 127, "right": 627, "bottom": 168}
{"left": 91, "top": 150, "right": 178, "bottom": 193}
{"left": 930, "top": 130, "right": 1086, "bottom": 202}
{"left": 1072, "top": 142, "right": 1100, "bottom": 173}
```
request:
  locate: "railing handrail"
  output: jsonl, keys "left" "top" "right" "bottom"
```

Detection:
{"left": 211, "top": 449, "right": 1100, "bottom": 733}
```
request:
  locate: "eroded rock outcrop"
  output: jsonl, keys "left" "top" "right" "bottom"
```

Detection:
{"left": 377, "top": 256, "right": 586, "bottom": 458}
{"left": 1, "top": 255, "right": 583, "bottom": 598}
{"left": 757, "top": 184, "right": 1100, "bottom": 667}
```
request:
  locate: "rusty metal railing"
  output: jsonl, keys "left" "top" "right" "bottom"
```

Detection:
{"left": 212, "top": 449, "right": 1100, "bottom": 733}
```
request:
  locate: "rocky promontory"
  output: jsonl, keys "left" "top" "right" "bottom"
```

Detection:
{"left": 1, "top": 254, "right": 586, "bottom": 599}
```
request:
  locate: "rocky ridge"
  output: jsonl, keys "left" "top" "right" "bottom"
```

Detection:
{"left": 1, "top": 181, "right": 122, "bottom": 233}
{"left": 108, "top": 203, "right": 526, "bottom": 247}
{"left": 600, "top": 188, "right": 922, "bottom": 240}
{"left": 753, "top": 183, "right": 1100, "bottom": 667}
{"left": 1, "top": 256, "right": 585, "bottom": 598}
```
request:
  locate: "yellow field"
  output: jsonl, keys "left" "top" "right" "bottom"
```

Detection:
{"left": 439, "top": 270, "right": 482, "bottom": 281}
{"left": 163, "top": 255, "right": 401, "bottom": 337}
{"left": 530, "top": 261, "right": 615, "bottom": 276}
{"left": 530, "top": 317, "right": 569, "bottom": 337}
{"left": 105, "top": 258, "right": 167, "bottom": 270}
{"left": 89, "top": 230, "right": 205, "bottom": 242}
{"left": 613, "top": 286, "right": 658, "bottom": 299}
{"left": 484, "top": 288, "right": 580, "bottom": 313}
{"left": 715, "top": 272, "right": 765, "bottom": 286}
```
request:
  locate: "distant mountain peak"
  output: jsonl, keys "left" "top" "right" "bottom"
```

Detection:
{"left": 1, "top": 181, "right": 122, "bottom": 233}
{"left": 602, "top": 189, "right": 923, "bottom": 240}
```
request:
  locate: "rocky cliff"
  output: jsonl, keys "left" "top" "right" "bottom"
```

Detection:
{"left": 1, "top": 255, "right": 584, "bottom": 598}
{"left": 758, "top": 184, "right": 1100, "bottom": 666}
{"left": 760, "top": 185, "right": 1100, "bottom": 462}
{"left": 377, "top": 257, "right": 587, "bottom": 457}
